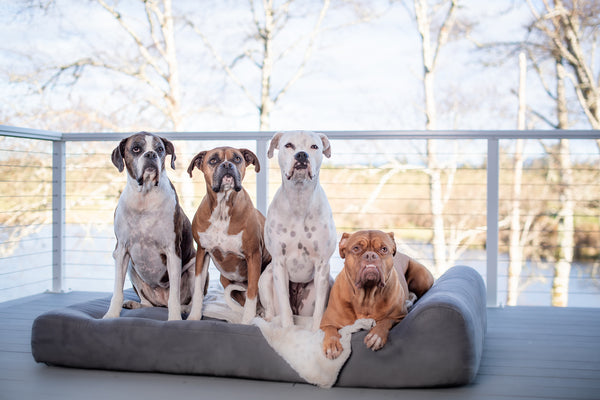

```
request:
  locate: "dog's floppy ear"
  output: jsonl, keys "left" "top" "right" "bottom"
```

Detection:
{"left": 319, "top": 133, "right": 331, "bottom": 158}
{"left": 268, "top": 132, "right": 283, "bottom": 159}
{"left": 187, "top": 151, "right": 207, "bottom": 178}
{"left": 241, "top": 149, "right": 260, "bottom": 172}
{"left": 159, "top": 136, "right": 176, "bottom": 169}
{"left": 386, "top": 232, "right": 397, "bottom": 256}
{"left": 338, "top": 232, "right": 351, "bottom": 259}
{"left": 111, "top": 138, "right": 128, "bottom": 172}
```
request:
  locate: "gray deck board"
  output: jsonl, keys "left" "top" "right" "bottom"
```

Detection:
{"left": 1, "top": 291, "right": 599, "bottom": 400}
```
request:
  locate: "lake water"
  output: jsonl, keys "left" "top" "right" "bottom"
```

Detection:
{"left": 1, "top": 224, "right": 598, "bottom": 307}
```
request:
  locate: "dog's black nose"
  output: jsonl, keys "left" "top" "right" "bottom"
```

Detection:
{"left": 295, "top": 151, "right": 308, "bottom": 163}
{"left": 145, "top": 151, "right": 158, "bottom": 160}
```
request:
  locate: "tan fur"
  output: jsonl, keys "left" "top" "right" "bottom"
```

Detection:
{"left": 187, "top": 147, "right": 271, "bottom": 323}
{"left": 320, "top": 230, "right": 434, "bottom": 359}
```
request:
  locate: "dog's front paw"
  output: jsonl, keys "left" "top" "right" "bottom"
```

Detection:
{"left": 323, "top": 335, "right": 343, "bottom": 360}
{"left": 364, "top": 325, "right": 389, "bottom": 351}
{"left": 122, "top": 300, "right": 142, "bottom": 309}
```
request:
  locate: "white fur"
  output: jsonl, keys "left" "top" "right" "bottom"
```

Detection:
{"left": 253, "top": 316, "right": 375, "bottom": 388}
{"left": 259, "top": 131, "right": 336, "bottom": 331}
{"left": 197, "top": 190, "right": 245, "bottom": 281}
{"left": 187, "top": 254, "right": 210, "bottom": 321}
{"left": 104, "top": 135, "right": 189, "bottom": 321}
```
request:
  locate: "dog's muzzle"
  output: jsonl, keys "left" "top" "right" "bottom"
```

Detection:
{"left": 286, "top": 151, "right": 313, "bottom": 180}
{"left": 355, "top": 251, "right": 385, "bottom": 289}
{"left": 137, "top": 151, "right": 160, "bottom": 187}
{"left": 213, "top": 161, "right": 242, "bottom": 192}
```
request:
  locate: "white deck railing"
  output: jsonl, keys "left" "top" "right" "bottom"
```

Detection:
{"left": 1, "top": 125, "right": 599, "bottom": 306}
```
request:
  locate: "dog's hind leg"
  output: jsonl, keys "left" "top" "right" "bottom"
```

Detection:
{"left": 124, "top": 266, "right": 161, "bottom": 309}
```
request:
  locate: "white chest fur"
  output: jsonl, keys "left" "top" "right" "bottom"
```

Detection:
{"left": 198, "top": 191, "right": 244, "bottom": 258}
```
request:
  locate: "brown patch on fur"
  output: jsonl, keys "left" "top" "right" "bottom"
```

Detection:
{"left": 289, "top": 281, "right": 312, "bottom": 315}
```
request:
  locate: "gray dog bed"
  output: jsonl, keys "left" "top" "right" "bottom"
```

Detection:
{"left": 31, "top": 265, "right": 486, "bottom": 388}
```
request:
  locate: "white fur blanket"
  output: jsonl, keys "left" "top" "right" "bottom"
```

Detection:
{"left": 202, "top": 284, "right": 415, "bottom": 388}
{"left": 252, "top": 315, "right": 375, "bottom": 388}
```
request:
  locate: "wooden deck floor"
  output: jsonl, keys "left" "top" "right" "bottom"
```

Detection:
{"left": 1, "top": 291, "right": 599, "bottom": 400}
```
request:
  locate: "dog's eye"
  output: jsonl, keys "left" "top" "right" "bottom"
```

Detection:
{"left": 352, "top": 245, "right": 361, "bottom": 253}
{"left": 285, "top": 143, "right": 294, "bottom": 149}
{"left": 132, "top": 146, "right": 141, "bottom": 154}
{"left": 380, "top": 246, "right": 388, "bottom": 254}
{"left": 156, "top": 146, "right": 164, "bottom": 154}
{"left": 233, "top": 155, "right": 242, "bottom": 163}
{"left": 311, "top": 144, "right": 319, "bottom": 150}
{"left": 209, "top": 158, "right": 219, "bottom": 165}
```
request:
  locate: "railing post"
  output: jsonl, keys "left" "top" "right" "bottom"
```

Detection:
{"left": 486, "top": 138, "right": 499, "bottom": 306}
{"left": 256, "top": 138, "right": 269, "bottom": 216}
{"left": 52, "top": 140, "right": 66, "bottom": 293}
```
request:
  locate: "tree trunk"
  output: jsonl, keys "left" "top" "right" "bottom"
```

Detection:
{"left": 162, "top": 0, "right": 182, "bottom": 130}
{"left": 551, "top": 59, "right": 574, "bottom": 307}
{"left": 414, "top": 0, "right": 448, "bottom": 275}
{"left": 427, "top": 142, "right": 446, "bottom": 275}
{"left": 507, "top": 52, "right": 527, "bottom": 306}
{"left": 258, "top": 0, "right": 275, "bottom": 131}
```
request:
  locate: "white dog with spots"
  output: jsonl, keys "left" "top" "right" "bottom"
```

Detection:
{"left": 258, "top": 131, "right": 336, "bottom": 331}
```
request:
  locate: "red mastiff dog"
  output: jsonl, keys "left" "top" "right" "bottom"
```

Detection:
{"left": 321, "top": 230, "right": 434, "bottom": 359}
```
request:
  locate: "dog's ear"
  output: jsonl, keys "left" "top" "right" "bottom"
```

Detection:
{"left": 111, "top": 138, "right": 128, "bottom": 172}
{"left": 338, "top": 232, "right": 351, "bottom": 259}
{"left": 241, "top": 149, "right": 260, "bottom": 172}
{"left": 386, "top": 232, "right": 397, "bottom": 256}
{"left": 159, "top": 136, "right": 176, "bottom": 169}
{"left": 268, "top": 132, "right": 283, "bottom": 159}
{"left": 319, "top": 133, "right": 331, "bottom": 158}
{"left": 187, "top": 151, "right": 207, "bottom": 178}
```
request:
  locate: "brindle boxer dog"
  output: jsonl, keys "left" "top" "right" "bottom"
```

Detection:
{"left": 104, "top": 132, "right": 196, "bottom": 321}
{"left": 321, "top": 230, "right": 434, "bottom": 359}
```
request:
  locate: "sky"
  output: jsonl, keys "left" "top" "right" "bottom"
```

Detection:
{"left": 0, "top": 0, "right": 593, "bottom": 134}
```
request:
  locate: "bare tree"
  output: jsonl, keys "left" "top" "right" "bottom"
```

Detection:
{"left": 187, "top": 0, "right": 331, "bottom": 131}
{"left": 412, "top": 0, "right": 459, "bottom": 275}
{"left": 526, "top": 0, "right": 600, "bottom": 143}
{"left": 507, "top": 51, "right": 527, "bottom": 306}
{"left": 525, "top": 0, "right": 594, "bottom": 306}
{"left": 11, "top": 0, "right": 187, "bottom": 131}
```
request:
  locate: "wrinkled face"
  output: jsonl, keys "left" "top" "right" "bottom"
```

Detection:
{"left": 339, "top": 230, "right": 397, "bottom": 289}
{"left": 268, "top": 131, "right": 331, "bottom": 182}
{"left": 187, "top": 147, "right": 259, "bottom": 193}
{"left": 112, "top": 133, "right": 173, "bottom": 191}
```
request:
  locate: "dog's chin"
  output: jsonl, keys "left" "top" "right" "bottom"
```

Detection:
{"left": 213, "top": 174, "right": 242, "bottom": 193}
{"left": 285, "top": 162, "right": 313, "bottom": 181}
{"left": 355, "top": 264, "right": 384, "bottom": 289}
{"left": 136, "top": 167, "right": 159, "bottom": 192}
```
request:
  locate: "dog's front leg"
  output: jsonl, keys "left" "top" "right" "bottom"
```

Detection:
{"left": 187, "top": 249, "right": 209, "bottom": 320}
{"left": 311, "top": 260, "right": 331, "bottom": 331}
{"left": 104, "top": 243, "right": 129, "bottom": 319}
{"left": 241, "top": 252, "right": 260, "bottom": 324}
{"left": 273, "top": 260, "right": 293, "bottom": 327}
{"left": 166, "top": 249, "right": 183, "bottom": 321}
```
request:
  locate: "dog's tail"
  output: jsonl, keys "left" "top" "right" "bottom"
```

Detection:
{"left": 223, "top": 284, "right": 246, "bottom": 314}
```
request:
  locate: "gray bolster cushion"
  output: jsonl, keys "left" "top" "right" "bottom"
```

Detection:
{"left": 31, "top": 265, "right": 486, "bottom": 388}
